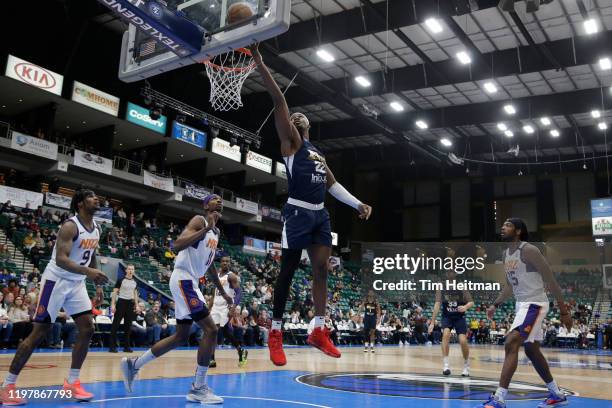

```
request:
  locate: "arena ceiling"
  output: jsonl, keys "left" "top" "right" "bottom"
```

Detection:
{"left": 3, "top": 0, "right": 612, "bottom": 171}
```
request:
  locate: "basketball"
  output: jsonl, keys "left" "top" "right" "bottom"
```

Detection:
{"left": 227, "top": 2, "right": 254, "bottom": 25}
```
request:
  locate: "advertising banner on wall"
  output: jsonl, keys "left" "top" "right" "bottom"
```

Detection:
{"left": 94, "top": 207, "right": 113, "bottom": 224}
{"left": 211, "top": 137, "right": 241, "bottom": 162}
{"left": 71, "top": 81, "right": 120, "bottom": 116}
{"left": 126, "top": 102, "right": 167, "bottom": 134}
{"left": 10, "top": 132, "right": 58, "bottom": 160}
{"left": 243, "top": 236, "right": 267, "bottom": 254}
{"left": 5, "top": 55, "right": 64, "bottom": 96}
{"left": 275, "top": 161, "right": 287, "bottom": 179}
{"left": 236, "top": 197, "right": 258, "bottom": 215}
{"left": 0, "top": 186, "right": 43, "bottom": 209}
{"left": 143, "top": 171, "right": 174, "bottom": 192}
{"left": 246, "top": 151, "right": 273, "bottom": 173}
{"left": 45, "top": 192, "right": 71, "bottom": 209}
{"left": 260, "top": 206, "right": 282, "bottom": 222}
{"left": 591, "top": 199, "right": 612, "bottom": 236}
{"left": 183, "top": 183, "right": 211, "bottom": 200}
{"left": 73, "top": 150, "right": 113, "bottom": 175}
{"left": 172, "top": 121, "right": 207, "bottom": 148}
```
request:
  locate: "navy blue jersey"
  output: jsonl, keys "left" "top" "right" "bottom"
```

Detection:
{"left": 364, "top": 301, "right": 378, "bottom": 318}
{"left": 436, "top": 287, "right": 472, "bottom": 319}
{"left": 284, "top": 140, "right": 327, "bottom": 204}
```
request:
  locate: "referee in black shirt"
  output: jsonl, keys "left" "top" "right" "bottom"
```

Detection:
{"left": 109, "top": 264, "right": 138, "bottom": 352}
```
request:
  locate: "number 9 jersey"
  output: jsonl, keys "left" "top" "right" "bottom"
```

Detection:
{"left": 46, "top": 216, "right": 100, "bottom": 282}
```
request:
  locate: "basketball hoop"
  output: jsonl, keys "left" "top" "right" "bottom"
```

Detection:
{"left": 202, "top": 48, "right": 256, "bottom": 111}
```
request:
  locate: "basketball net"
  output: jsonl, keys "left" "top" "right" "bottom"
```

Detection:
{"left": 202, "top": 48, "right": 256, "bottom": 111}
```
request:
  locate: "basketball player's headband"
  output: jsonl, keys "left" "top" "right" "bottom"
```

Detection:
{"left": 290, "top": 112, "right": 310, "bottom": 129}
{"left": 203, "top": 194, "right": 220, "bottom": 206}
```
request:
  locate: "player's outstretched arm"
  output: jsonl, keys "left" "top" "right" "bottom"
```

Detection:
{"left": 55, "top": 221, "right": 108, "bottom": 285}
{"left": 173, "top": 215, "right": 215, "bottom": 252}
{"left": 523, "top": 244, "right": 572, "bottom": 330}
{"left": 250, "top": 44, "right": 302, "bottom": 157}
{"left": 325, "top": 165, "right": 372, "bottom": 220}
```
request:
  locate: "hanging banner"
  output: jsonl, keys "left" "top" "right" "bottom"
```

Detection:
{"left": 331, "top": 232, "right": 339, "bottom": 246}
{"left": 246, "top": 151, "right": 273, "bottom": 173}
{"left": 0, "top": 186, "right": 43, "bottom": 209}
{"left": 94, "top": 207, "right": 113, "bottom": 224}
{"left": 5, "top": 55, "right": 64, "bottom": 96}
{"left": 211, "top": 137, "right": 241, "bottom": 162}
{"left": 143, "top": 170, "right": 174, "bottom": 192}
{"left": 260, "top": 206, "right": 282, "bottom": 222}
{"left": 10, "top": 132, "right": 58, "bottom": 160}
{"left": 236, "top": 197, "right": 258, "bottom": 215}
{"left": 266, "top": 241, "right": 282, "bottom": 257}
{"left": 73, "top": 150, "right": 113, "bottom": 175}
{"left": 184, "top": 183, "right": 211, "bottom": 200}
{"left": 45, "top": 192, "right": 71, "bottom": 209}
{"left": 592, "top": 199, "right": 612, "bottom": 236}
{"left": 126, "top": 102, "right": 167, "bottom": 134}
{"left": 71, "top": 81, "right": 120, "bottom": 116}
{"left": 243, "top": 236, "right": 266, "bottom": 254}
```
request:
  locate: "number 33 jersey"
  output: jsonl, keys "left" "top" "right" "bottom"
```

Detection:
{"left": 45, "top": 216, "right": 100, "bottom": 281}
{"left": 503, "top": 242, "right": 548, "bottom": 303}
{"left": 174, "top": 217, "right": 219, "bottom": 280}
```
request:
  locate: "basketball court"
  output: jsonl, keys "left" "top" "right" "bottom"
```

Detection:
{"left": 1, "top": 345, "right": 609, "bottom": 407}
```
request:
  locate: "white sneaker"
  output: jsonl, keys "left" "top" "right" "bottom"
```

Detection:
{"left": 462, "top": 366, "right": 470, "bottom": 377}
{"left": 186, "top": 384, "right": 223, "bottom": 404}
{"left": 120, "top": 357, "right": 139, "bottom": 393}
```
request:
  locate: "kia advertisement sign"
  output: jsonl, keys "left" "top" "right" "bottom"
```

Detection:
{"left": 126, "top": 102, "right": 167, "bottom": 134}
{"left": 5, "top": 55, "right": 64, "bottom": 96}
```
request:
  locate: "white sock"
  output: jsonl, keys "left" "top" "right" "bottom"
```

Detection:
{"left": 194, "top": 364, "right": 208, "bottom": 388}
{"left": 134, "top": 349, "right": 156, "bottom": 370}
{"left": 364, "top": 342, "right": 369, "bottom": 347}
{"left": 271, "top": 319, "right": 282, "bottom": 331}
{"left": 494, "top": 387, "right": 508, "bottom": 402}
{"left": 3, "top": 373, "right": 17, "bottom": 387}
{"left": 67, "top": 369, "right": 80, "bottom": 384}
{"left": 546, "top": 380, "right": 561, "bottom": 396}
{"left": 464, "top": 359, "right": 470, "bottom": 367}
{"left": 313, "top": 316, "right": 325, "bottom": 329}
{"left": 443, "top": 357, "right": 449, "bottom": 367}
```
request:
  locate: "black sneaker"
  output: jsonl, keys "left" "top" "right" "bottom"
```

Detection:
{"left": 209, "top": 359, "right": 217, "bottom": 368}
{"left": 443, "top": 368, "right": 451, "bottom": 376}
{"left": 123, "top": 347, "right": 133, "bottom": 353}
{"left": 109, "top": 347, "right": 118, "bottom": 353}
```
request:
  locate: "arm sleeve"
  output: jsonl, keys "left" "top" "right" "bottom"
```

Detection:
{"left": 328, "top": 182, "right": 362, "bottom": 209}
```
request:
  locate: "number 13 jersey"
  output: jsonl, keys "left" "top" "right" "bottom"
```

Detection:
{"left": 46, "top": 216, "right": 100, "bottom": 281}
{"left": 174, "top": 217, "right": 219, "bottom": 280}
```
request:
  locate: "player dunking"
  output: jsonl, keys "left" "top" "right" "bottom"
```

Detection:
{"left": 209, "top": 255, "right": 248, "bottom": 368}
{"left": 428, "top": 270, "right": 474, "bottom": 376}
{"left": 0, "top": 189, "right": 108, "bottom": 406}
{"left": 121, "top": 194, "right": 231, "bottom": 404}
{"left": 359, "top": 290, "right": 380, "bottom": 353}
{"left": 251, "top": 44, "right": 373, "bottom": 366}
{"left": 476, "top": 218, "right": 571, "bottom": 408}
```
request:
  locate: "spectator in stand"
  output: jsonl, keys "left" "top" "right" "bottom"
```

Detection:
{"left": 91, "top": 287, "right": 104, "bottom": 316}
{"left": 117, "top": 207, "right": 127, "bottom": 220}
{"left": 0, "top": 244, "right": 10, "bottom": 263}
{"left": 2, "top": 280, "right": 19, "bottom": 299}
{"left": 20, "top": 203, "right": 32, "bottom": 216}
{"left": 145, "top": 301, "right": 173, "bottom": 345}
{"left": 8, "top": 296, "right": 32, "bottom": 344}
{"left": 245, "top": 281, "right": 255, "bottom": 295}
{"left": 230, "top": 308, "right": 245, "bottom": 346}
{"left": 131, "top": 302, "right": 147, "bottom": 346}
{"left": 0, "top": 293, "right": 13, "bottom": 348}
{"left": 1, "top": 200, "right": 16, "bottom": 216}
{"left": 29, "top": 242, "right": 44, "bottom": 268}
{"left": 47, "top": 310, "right": 77, "bottom": 349}
{"left": 163, "top": 246, "right": 175, "bottom": 264}
{"left": 22, "top": 233, "right": 35, "bottom": 251}
{"left": 24, "top": 293, "right": 37, "bottom": 320}
{"left": 605, "top": 318, "right": 612, "bottom": 350}
{"left": 257, "top": 309, "right": 272, "bottom": 346}
{"left": 3, "top": 293, "right": 15, "bottom": 310}
{"left": 476, "top": 320, "right": 490, "bottom": 344}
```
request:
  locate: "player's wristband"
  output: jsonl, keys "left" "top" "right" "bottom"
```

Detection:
{"left": 328, "top": 182, "right": 362, "bottom": 209}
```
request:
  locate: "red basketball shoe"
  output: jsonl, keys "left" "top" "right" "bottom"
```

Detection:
{"left": 307, "top": 327, "right": 341, "bottom": 358}
{"left": 268, "top": 329, "right": 287, "bottom": 366}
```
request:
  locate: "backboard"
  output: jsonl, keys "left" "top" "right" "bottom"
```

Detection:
{"left": 116, "top": 0, "right": 290, "bottom": 82}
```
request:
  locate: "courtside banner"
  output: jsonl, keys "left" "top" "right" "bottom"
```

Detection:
{"left": 172, "top": 121, "right": 207, "bottom": 148}
{"left": 72, "top": 81, "right": 120, "bottom": 116}
{"left": 73, "top": 150, "right": 113, "bottom": 175}
{"left": 143, "top": 170, "right": 174, "bottom": 192}
{"left": 10, "top": 132, "right": 58, "bottom": 160}
{"left": 5, "top": 55, "right": 64, "bottom": 96}
{"left": 45, "top": 192, "right": 71, "bottom": 209}
{"left": 0, "top": 186, "right": 43, "bottom": 209}
{"left": 236, "top": 197, "right": 258, "bottom": 215}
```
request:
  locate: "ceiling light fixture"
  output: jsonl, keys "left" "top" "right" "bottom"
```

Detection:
{"left": 497, "top": 123, "right": 508, "bottom": 131}
{"left": 390, "top": 101, "right": 404, "bottom": 112}
{"left": 599, "top": 57, "right": 611, "bottom": 71}
{"left": 591, "top": 110, "right": 601, "bottom": 119}
{"left": 456, "top": 51, "right": 471, "bottom": 65}
{"left": 483, "top": 82, "right": 498, "bottom": 94}
{"left": 584, "top": 18, "right": 599, "bottom": 35}
{"left": 504, "top": 130, "right": 514, "bottom": 137}
{"left": 504, "top": 104, "right": 516, "bottom": 115}
{"left": 523, "top": 125, "right": 535, "bottom": 134}
{"left": 550, "top": 129, "right": 560, "bottom": 137}
{"left": 599, "top": 122, "right": 608, "bottom": 130}
{"left": 415, "top": 120, "right": 428, "bottom": 129}
{"left": 355, "top": 76, "right": 371, "bottom": 87}
{"left": 440, "top": 138, "right": 452, "bottom": 147}
{"left": 540, "top": 117, "right": 551, "bottom": 126}
{"left": 316, "top": 49, "right": 335, "bottom": 63}
{"left": 424, "top": 18, "right": 443, "bottom": 34}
